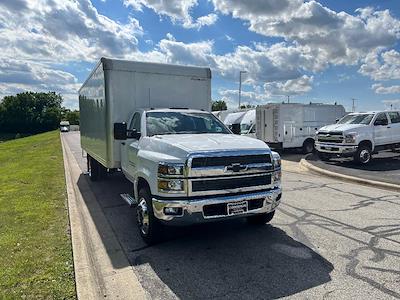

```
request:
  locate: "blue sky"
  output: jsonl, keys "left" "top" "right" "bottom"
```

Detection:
{"left": 0, "top": 0, "right": 399, "bottom": 112}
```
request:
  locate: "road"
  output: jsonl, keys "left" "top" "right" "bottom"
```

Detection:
{"left": 63, "top": 132, "right": 400, "bottom": 299}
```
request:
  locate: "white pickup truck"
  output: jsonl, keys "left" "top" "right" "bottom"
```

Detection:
{"left": 79, "top": 58, "right": 282, "bottom": 244}
{"left": 315, "top": 111, "right": 400, "bottom": 164}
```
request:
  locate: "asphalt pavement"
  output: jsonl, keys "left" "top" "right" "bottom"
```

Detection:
{"left": 306, "top": 151, "right": 400, "bottom": 185}
{"left": 63, "top": 131, "right": 400, "bottom": 299}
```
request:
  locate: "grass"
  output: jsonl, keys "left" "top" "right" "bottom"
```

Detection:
{"left": 0, "top": 133, "right": 31, "bottom": 142}
{"left": 0, "top": 131, "right": 76, "bottom": 299}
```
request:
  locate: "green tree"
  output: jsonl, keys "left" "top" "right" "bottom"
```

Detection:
{"left": 0, "top": 92, "right": 63, "bottom": 134}
{"left": 212, "top": 100, "right": 227, "bottom": 111}
{"left": 61, "top": 109, "right": 80, "bottom": 125}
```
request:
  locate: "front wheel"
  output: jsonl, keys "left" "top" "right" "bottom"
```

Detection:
{"left": 247, "top": 211, "right": 275, "bottom": 225}
{"left": 136, "top": 188, "right": 163, "bottom": 244}
{"left": 302, "top": 139, "right": 315, "bottom": 154}
{"left": 354, "top": 145, "right": 372, "bottom": 164}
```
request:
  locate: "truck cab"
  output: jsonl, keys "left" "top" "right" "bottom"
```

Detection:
{"left": 112, "top": 108, "right": 282, "bottom": 243}
{"left": 315, "top": 111, "right": 400, "bottom": 164}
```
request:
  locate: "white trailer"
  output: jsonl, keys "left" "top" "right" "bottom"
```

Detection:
{"left": 79, "top": 57, "right": 211, "bottom": 169}
{"left": 240, "top": 109, "right": 256, "bottom": 137}
{"left": 256, "top": 103, "right": 346, "bottom": 152}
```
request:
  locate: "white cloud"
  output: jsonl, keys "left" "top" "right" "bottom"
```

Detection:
{"left": 372, "top": 83, "right": 400, "bottom": 95}
{"left": 123, "top": 0, "right": 217, "bottom": 29}
{"left": 212, "top": 1, "right": 400, "bottom": 66}
{"left": 264, "top": 75, "right": 313, "bottom": 96}
{"left": 359, "top": 50, "right": 400, "bottom": 81}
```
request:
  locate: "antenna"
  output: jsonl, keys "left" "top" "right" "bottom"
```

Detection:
{"left": 148, "top": 88, "right": 151, "bottom": 108}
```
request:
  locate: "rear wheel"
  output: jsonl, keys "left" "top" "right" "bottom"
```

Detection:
{"left": 354, "top": 144, "right": 372, "bottom": 164}
{"left": 88, "top": 155, "right": 106, "bottom": 181}
{"left": 247, "top": 211, "right": 275, "bottom": 225}
{"left": 302, "top": 139, "right": 315, "bottom": 154}
{"left": 136, "top": 188, "right": 163, "bottom": 244}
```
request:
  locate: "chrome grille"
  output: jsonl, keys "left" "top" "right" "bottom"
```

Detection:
{"left": 317, "top": 132, "right": 344, "bottom": 144}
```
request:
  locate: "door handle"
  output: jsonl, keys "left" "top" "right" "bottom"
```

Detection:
{"left": 121, "top": 142, "right": 126, "bottom": 145}
{"left": 387, "top": 126, "right": 391, "bottom": 129}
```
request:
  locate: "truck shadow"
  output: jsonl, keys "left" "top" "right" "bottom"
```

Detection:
{"left": 76, "top": 173, "right": 333, "bottom": 299}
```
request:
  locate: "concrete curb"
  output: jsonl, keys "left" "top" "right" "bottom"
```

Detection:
{"left": 299, "top": 158, "right": 400, "bottom": 193}
{"left": 61, "top": 135, "right": 148, "bottom": 299}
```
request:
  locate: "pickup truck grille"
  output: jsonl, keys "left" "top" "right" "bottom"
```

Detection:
{"left": 187, "top": 151, "right": 274, "bottom": 196}
{"left": 192, "top": 174, "right": 271, "bottom": 192}
{"left": 317, "top": 132, "right": 344, "bottom": 144}
{"left": 191, "top": 154, "right": 271, "bottom": 168}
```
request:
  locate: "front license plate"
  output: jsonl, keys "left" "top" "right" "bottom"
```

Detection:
{"left": 227, "top": 201, "right": 248, "bottom": 216}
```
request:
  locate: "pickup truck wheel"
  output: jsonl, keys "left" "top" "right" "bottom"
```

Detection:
{"left": 354, "top": 145, "right": 372, "bottom": 164}
{"left": 136, "top": 188, "right": 163, "bottom": 244}
{"left": 302, "top": 139, "right": 315, "bottom": 154}
{"left": 247, "top": 211, "right": 275, "bottom": 225}
{"left": 317, "top": 151, "right": 330, "bottom": 161}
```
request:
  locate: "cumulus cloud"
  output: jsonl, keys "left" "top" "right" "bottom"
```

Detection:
{"left": 372, "top": 83, "right": 400, "bottom": 95}
{"left": 123, "top": 0, "right": 218, "bottom": 29}
{"left": 264, "top": 75, "right": 313, "bottom": 96}
{"left": 359, "top": 50, "right": 400, "bottom": 81}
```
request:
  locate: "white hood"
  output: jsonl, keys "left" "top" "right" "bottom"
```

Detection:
{"left": 319, "top": 123, "right": 367, "bottom": 133}
{"left": 153, "top": 133, "right": 269, "bottom": 152}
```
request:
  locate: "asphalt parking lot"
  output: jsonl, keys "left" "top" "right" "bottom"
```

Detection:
{"left": 306, "top": 151, "right": 400, "bottom": 185}
{"left": 63, "top": 132, "right": 400, "bottom": 299}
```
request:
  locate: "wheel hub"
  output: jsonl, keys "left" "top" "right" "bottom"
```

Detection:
{"left": 360, "top": 149, "right": 370, "bottom": 163}
{"left": 137, "top": 198, "right": 149, "bottom": 235}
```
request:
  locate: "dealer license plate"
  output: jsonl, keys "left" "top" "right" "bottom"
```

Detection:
{"left": 227, "top": 201, "right": 248, "bottom": 216}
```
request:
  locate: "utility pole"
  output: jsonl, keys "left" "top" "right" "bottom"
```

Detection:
{"left": 351, "top": 98, "right": 357, "bottom": 112}
{"left": 287, "top": 95, "right": 290, "bottom": 103}
{"left": 238, "top": 71, "right": 247, "bottom": 109}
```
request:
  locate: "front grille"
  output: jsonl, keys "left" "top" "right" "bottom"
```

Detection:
{"left": 317, "top": 132, "right": 343, "bottom": 144}
{"left": 191, "top": 154, "right": 271, "bottom": 168}
{"left": 203, "top": 198, "right": 265, "bottom": 217}
{"left": 192, "top": 174, "right": 271, "bottom": 192}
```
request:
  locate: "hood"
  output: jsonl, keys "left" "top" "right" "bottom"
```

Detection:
{"left": 319, "top": 123, "right": 367, "bottom": 133}
{"left": 152, "top": 133, "right": 269, "bottom": 153}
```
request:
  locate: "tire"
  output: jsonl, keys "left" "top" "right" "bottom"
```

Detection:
{"left": 302, "top": 139, "right": 315, "bottom": 154}
{"left": 136, "top": 187, "right": 163, "bottom": 245}
{"left": 88, "top": 156, "right": 100, "bottom": 181}
{"left": 247, "top": 211, "right": 275, "bottom": 225}
{"left": 317, "top": 151, "right": 330, "bottom": 161}
{"left": 354, "top": 144, "right": 372, "bottom": 164}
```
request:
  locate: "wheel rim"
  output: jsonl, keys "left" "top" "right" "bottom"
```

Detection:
{"left": 137, "top": 198, "right": 149, "bottom": 236}
{"left": 306, "top": 143, "right": 313, "bottom": 153}
{"left": 359, "top": 149, "right": 371, "bottom": 163}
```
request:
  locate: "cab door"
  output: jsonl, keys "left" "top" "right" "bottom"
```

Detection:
{"left": 387, "top": 112, "right": 400, "bottom": 144}
{"left": 121, "top": 112, "right": 141, "bottom": 179}
{"left": 373, "top": 113, "right": 391, "bottom": 146}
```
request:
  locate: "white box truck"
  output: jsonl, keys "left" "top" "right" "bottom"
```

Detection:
{"left": 256, "top": 103, "right": 346, "bottom": 153}
{"left": 79, "top": 58, "right": 282, "bottom": 244}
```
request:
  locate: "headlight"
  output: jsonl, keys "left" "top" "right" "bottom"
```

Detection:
{"left": 158, "top": 163, "right": 184, "bottom": 176}
{"left": 344, "top": 133, "right": 356, "bottom": 144}
{"left": 158, "top": 179, "right": 184, "bottom": 192}
{"left": 272, "top": 152, "right": 281, "bottom": 169}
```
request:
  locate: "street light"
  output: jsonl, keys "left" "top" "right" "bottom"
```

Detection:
{"left": 238, "top": 71, "right": 247, "bottom": 109}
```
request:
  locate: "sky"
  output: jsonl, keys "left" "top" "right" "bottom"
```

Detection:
{"left": 0, "top": 0, "right": 399, "bottom": 112}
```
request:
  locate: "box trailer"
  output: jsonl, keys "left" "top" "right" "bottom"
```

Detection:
{"left": 79, "top": 57, "right": 211, "bottom": 169}
{"left": 256, "top": 103, "right": 346, "bottom": 152}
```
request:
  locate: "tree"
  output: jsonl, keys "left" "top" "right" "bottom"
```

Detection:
{"left": 62, "top": 109, "right": 80, "bottom": 125}
{"left": 0, "top": 92, "right": 63, "bottom": 134}
{"left": 212, "top": 100, "right": 227, "bottom": 111}
{"left": 240, "top": 104, "right": 255, "bottom": 109}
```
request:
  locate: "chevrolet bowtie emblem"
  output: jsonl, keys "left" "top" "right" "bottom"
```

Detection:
{"left": 225, "top": 163, "right": 247, "bottom": 172}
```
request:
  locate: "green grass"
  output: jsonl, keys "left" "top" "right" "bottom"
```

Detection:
{"left": 0, "top": 133, "right": 31, "bottom": 142}
{"left": 0, "top": 131, "right": 76, "bottom": 299}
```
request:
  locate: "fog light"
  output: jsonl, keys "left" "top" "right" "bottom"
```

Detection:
{"left": 164, "top": 207, "right": 183, "bottom": 216}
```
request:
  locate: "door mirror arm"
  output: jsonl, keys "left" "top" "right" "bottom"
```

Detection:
{"left": 127, "top": 129, "right": 141, "bottom": 140}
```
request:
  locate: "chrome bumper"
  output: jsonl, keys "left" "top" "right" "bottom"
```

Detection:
{"left": 152, "top": 188, "right": 282, "bottom": 226}
{"left": 315, "top": 142, "right": 357, "bottom": 155}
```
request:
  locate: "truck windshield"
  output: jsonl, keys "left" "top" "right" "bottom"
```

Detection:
{"left": 240, "top": 123, "right": 251, "bottom": 134}
{"left": 337, "top": 114, "right": 374, "bottom": 125}
{"left": 146, "top": 111, "right": 230, "bottom": 136}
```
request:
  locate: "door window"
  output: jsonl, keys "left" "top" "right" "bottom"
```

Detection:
{"left": 129, "top": 112, "right": 141, "bottom": 136}
{"left": 374, "top": 113, "right": 389, "bottom": 126}
{"left": 388, "top": 112, "right": 400, "bottom": 124}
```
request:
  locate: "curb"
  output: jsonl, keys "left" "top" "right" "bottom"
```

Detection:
{"left": 299, "top": 158, "right": 400, "bottom": 193}
{"left": 61, "top": 134, "right": 147, "bottom": 299}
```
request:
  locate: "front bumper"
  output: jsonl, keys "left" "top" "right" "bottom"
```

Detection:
{"left": 315, "top": 142, "right": 357, "bottom": 156}
{"left": 152, "top": 188, "right": 282, "bottom": 226}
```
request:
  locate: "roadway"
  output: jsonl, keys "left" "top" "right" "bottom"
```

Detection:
{"left": 63, "top": 131, "right": 400, "bottom": 299}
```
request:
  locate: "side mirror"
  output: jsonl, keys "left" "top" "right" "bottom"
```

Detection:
{"left": 335, "top": 119, "right": 339, "bottom": 124}
{"left": 231, "top": 123, "right": 241, "bottom": 135}
{"left": 127, "top": 129, "right": 141, "bottom": 140}
{"left": 114, "top": 122, "right": 127, "bottom": 140}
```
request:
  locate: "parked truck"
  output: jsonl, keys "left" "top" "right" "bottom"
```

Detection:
{"left": 315, "top": 110, "right": 400, "bottom": 164}
{"left": 79, "top": 58, "right": 282, "bottom": 244}
{"left": 256, "top": 103, "right": 346, "bottom": 153}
